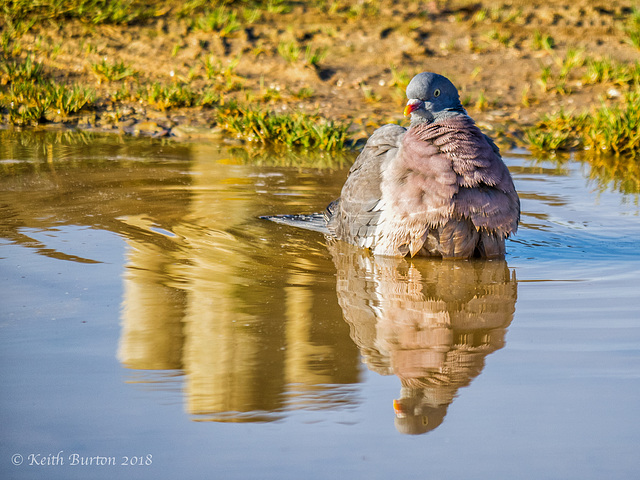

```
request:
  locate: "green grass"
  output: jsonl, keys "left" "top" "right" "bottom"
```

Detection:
{"left": 536, "top": 49, "right": 586, "bottom": 95}
{"left": 192, "top": 6, "right": 241, "bottom": 37}
{"left": 303, "top": 45, "right": 327, "bottom": 68}
{"left": 1, "top": 80, "right": 95, "bottom": 125}
{"left": 472, "top": 6, "right": 522, "bottom": 26}
{"left": 2, "top": 0, "right": 161, "bottom": 27}
{"left": 198, "top": 89, "right": 220, "bottom": 108}
{"left": 134, "top": 82, "right": 227, "bottom": 110}
{"left": 200, "top": 55, "right": 244, "bottom": 91}
{"left": 582, "top": 57, "right": 640, "bottom": 86}
{"left": 320, "top": 0, "right": 381, "bottom": 19}
{"left": 525, "top": 92, "right": 640, "bottom": 157}
{"left": 626, "top": 29, "right": 640, "bottom": 50}
{"left": 277, "top": 40, "right": 326, "bottom": 67}
{"left": 581, "top": 92, "right": 640, "bottom": 156}
{"left": 0, "top": 55, "right": 94, "bottom": 125}
{"left": 89, "top": 59, "right": 137, "bottom": 83}
{"left": 0, "top": 54, "right": 45, "bottom": 82}
{"left": 532, "top": 30, "right": 554, "bottom": 51}
{"left": 486, "top": 28, "right": 514, "bottom": 47}
{"left": 526, "top": 124, "right": 578, "bottom": 152}
{"left": 277, "top": 40, "right": 301, "bottom": 64}
{"left": 48, "top": 83, "right": 95, "bottom": 116}
{"left": 557, "top": 48, "right": 584, "bottom": 79}
{"left": 217, "top": 106, "right": 351, "bottom": 150}
{"left": 293, "top": 87, "right": 314, "bottom": 99}
{"left": 262, "top": 0, "right": 292, "bottom": 15}
{"left": 472, "top": 8, "right": 488, "bottom": 24}
{"left": 520, "top": 84, "right": 535, "bottom": 107}
{"left": 535, "top": 52, "right": 638, "bottom": 101}
{"left": 625, "top": 8, "right": 640, "bottom": 50}
{"left": 537, "top": 66, "right": 553, "bottom": 92}
{"left": 474, "top": 91, "right": 490, "bottom": 111}
{"left": 139, "top": 82, "right": 198, "bottom": 110}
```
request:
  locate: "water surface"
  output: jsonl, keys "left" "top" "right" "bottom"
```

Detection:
{"left": 1, "top": 130, "right": 639, "bottom": 479}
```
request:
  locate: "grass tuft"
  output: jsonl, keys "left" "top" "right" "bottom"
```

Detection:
{"left": 89, "top": 58, "right": 137, "bottom": 84}
{"left": 581, "top": 92, "right": 640, "bottom": 156}
{"left": 277, "top": 40, "right": 326, "bottom": 68}
{"left": 277, "top": 40, "right": 301, "bottom": 64}
{"left": 217, "top": 106, "right": 351, "bottom": 150}
{"left": 486, "top": 28, "right": 513, "bottom": 47}
{"left": 0, "top": 55, "right": 94, "bottom": 124}
{"left": 625, "top": 8, "right": 640, "bottom": 50}
{"left": 532, "top": 30, "right": 554, "bottom": 51}
{"left": 525, "top": 92, "right": 640, "bottom": 157}
{"left": 582, "top": 57, "right": 640, "bottom": 86}
{"left": 139, "top": 82, "right": 198, "bottom": 110}
{"left": 192, "top": 6, "right": 241, "bottom": 37}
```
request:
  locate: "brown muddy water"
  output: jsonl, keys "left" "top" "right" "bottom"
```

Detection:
{"left": 1, "top": 130, "right": 639, "bottom": 479}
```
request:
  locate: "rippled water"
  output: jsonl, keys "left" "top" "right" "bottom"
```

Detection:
{"left": 1, "top": 130, "right": 639, "bottom": 479}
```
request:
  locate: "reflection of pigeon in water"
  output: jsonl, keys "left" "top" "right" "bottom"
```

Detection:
{"left": 264, "top": 72, "right": 520, "bottom": 259}
{"left": 393, "top": 395, "right": 447, "bottom": 435}
{"left": 327, "top": 241, "right": 517, "bottom": 434}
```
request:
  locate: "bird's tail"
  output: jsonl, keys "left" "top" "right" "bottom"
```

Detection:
{"left": 260, "top": 214, "right": 329, "bottom": 235}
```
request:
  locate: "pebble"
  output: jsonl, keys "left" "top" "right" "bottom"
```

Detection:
{"left": 117, "top": 119, "right": 136, "bottom": 129}
{"left": 134, "top": 121, "right": 163, "bottom": 135}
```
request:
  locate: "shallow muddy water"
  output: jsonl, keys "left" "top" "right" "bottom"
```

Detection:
{"left": 1, "top": 130, "right": 639, "bottom": 479}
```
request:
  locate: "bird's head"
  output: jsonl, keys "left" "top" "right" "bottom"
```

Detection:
{"left": 404, "top": 72, "right": 466, "bottom": 125}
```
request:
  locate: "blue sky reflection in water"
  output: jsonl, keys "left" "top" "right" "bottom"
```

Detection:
{"left": 0, "top": 132, "right": 639, "bottom": 479}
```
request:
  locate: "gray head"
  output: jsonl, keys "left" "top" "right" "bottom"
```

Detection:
{"left": 404, "top": 72, "right": 466, "bottom": 125}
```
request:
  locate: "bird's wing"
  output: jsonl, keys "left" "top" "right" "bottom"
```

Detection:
{"left": 421, "top": 116, "right": 520, "bottom": 236}
{"left": 326, "top": 124, "right": 406, "bottom": 248}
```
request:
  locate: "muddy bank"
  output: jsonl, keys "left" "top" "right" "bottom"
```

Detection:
{"left": 1, "top": 0, "right": 639, "bottom": 150}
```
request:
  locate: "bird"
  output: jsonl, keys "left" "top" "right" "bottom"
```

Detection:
{"left": 264, "top": 72, "right": 520, "bottom": 259}
{"left": 325, "top": 72, "right": 519, "bottom": 259}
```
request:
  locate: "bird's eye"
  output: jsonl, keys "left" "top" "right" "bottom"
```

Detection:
{"left": 433, "top": 89, "right": 441, "bottom": 98}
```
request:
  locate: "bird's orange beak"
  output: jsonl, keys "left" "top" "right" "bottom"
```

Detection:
{"left": 393, "top": 399, "right": 404, "bottom": 417}
{"left": 404, "top": 100, "right": 422, "bottom": 117}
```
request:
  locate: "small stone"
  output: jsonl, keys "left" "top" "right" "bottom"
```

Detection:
{"left": 117, "top": 119, "right": 136, "bottom": 129}
{"left": 607, "top": 88, "right": 621, "bottom": 98}
{"left": 134, "top": 121, "right": 162, "bottom": 135}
